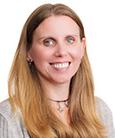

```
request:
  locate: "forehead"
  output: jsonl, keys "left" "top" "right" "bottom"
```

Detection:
{"left": 34, "top": 15, "right": 80, "bottom": 37}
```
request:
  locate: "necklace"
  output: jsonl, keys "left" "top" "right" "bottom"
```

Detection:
{"left": 49, "top": 98, "right": 69, "bottom": 113}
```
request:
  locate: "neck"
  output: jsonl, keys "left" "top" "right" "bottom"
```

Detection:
{"left": 47, "top": 84, "right": 70, "bottom": 100}
{"left": 39, "top": 78, "right": 70, "bottom": 100}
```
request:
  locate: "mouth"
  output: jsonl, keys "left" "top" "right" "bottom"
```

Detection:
{"left": 50, "top": 62, "right": 71, "bottom": 69}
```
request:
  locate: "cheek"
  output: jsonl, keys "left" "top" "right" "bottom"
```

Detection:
{"left": 71, "top": 47, "right": 82, "bottom": 60}
{"left": 30, "top": 46, "right": 44, "bottom": 60}
{"left": 30, "top": 48, "right": 46, "bottom": 66}
{"left": 30, "top": 48, "right": 52, "bottom": 72}
{"left": 32, "top": 53, "right": 47, "bottom": 73}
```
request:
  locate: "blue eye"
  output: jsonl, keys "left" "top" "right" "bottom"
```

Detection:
{"left": 43, "top": 38, "right": 56, "bottom": 47}
{"left": 66, "top": 36, "right": 76, "bottom": 45}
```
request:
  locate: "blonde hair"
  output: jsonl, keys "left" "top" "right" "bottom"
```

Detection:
{"left": 8, "top": 3, "right": 106, "bottom": 138}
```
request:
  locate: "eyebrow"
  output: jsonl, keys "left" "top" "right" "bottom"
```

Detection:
{"left": 37, "top": 34, "right": 79, "bottom": 41}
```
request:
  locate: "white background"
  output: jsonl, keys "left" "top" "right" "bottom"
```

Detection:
{"left": 0, "top": 0, "right": 115, "bottom": 124}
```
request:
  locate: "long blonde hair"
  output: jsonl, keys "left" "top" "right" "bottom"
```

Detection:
{"left": 8, "top": 3, "right": 106, "bottom": 138}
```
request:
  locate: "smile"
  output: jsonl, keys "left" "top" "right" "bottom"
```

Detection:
{"left": 50, "top": 62, "right": 70, "bottom": 69}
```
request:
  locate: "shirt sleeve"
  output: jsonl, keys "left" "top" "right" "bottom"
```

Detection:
{"left": 0, "top": 99, "right": 30, "bottom": 138}
{"left": 96, "top": 97, "right": 115, "bottom": 138}
{"left": 0, "top": 113, "right": 13, "bottom": 138}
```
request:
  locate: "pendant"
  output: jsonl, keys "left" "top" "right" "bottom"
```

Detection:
{"left": 57, "top": 101, "right": 68, "bottom": 113}
{"left": 57, "top": 102, "right": 64, "bottom": 112}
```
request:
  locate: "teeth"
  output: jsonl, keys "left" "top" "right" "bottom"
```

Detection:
{"left": 52, "top": 62, "right": 69, "bottom": 69}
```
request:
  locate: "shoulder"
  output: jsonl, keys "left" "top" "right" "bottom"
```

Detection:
{"left": 95, "top": 97, "right": 115, "bottom": 137}
{"left": 0, "top": 99, "right": 13, "bottom": 120}
{"left": 95, "top": 97, "right": 113, "bottom": 119}
{"left": 0, "top": 99, "right": 29, "bottom": 138}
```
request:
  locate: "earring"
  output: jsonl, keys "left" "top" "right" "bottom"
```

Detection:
{"left": 27, "top": 58, "right": 33, "bottom": 65}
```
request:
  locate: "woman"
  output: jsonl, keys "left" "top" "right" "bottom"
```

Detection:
{"left": 0, "top": 3, "right": 115, "bottom": 138}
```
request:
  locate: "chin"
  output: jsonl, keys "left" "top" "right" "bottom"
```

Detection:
{"left": 50, "top": 77, "right": 72, "bottom": 84}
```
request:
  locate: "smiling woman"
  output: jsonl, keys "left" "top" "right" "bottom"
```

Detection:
{"left": 0, "top": 3, "right": 115, "bottom": 138}
{"left": 27, "top": 15, "right": 84, "bottom": 84}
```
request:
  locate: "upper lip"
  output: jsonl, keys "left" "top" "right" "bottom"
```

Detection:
{"left": 50, "top": 61, "right": 71, "bottom": 65}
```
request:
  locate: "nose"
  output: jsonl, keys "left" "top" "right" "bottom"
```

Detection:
{"left": 54, "top": 41, "right": 67, "bottom": 57}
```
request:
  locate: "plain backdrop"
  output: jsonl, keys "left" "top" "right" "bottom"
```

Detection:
{"left": 0, "top": 0, "right": 115, "bottom": 124}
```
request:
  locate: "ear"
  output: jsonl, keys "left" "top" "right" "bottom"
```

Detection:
{"left": 80, "top": 37, "right": 86, "bottom": 58}
{"left": 27, "top": 51, "right": 33, "bottom": 62}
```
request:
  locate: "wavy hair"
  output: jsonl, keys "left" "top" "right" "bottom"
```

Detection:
{"left": 8, "top": 3, "right": 106, "bottom": 138}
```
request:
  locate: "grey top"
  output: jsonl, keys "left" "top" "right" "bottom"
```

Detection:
{"left": 0, "top": 98, "right": 115, "bottom": 138}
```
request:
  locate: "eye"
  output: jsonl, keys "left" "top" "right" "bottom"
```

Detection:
{"left": 66, "top": 36, "right": 76, "bottom": 45}
{"left": 43, "top": 38, "right": 56, "bottom": 47}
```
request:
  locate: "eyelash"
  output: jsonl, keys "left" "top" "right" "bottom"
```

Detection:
{"left": 66, "top": 36, "right": 76, "bottom": 44}
{"left": 42, "top": 35, "right": 77, "bottom": 47}
{"left": 43, "top": 38, "right": 56, "bottom": 47}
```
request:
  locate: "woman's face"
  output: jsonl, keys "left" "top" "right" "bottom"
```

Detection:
{"left": 28, "top": 15, "right": 86, "bottom": 85}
